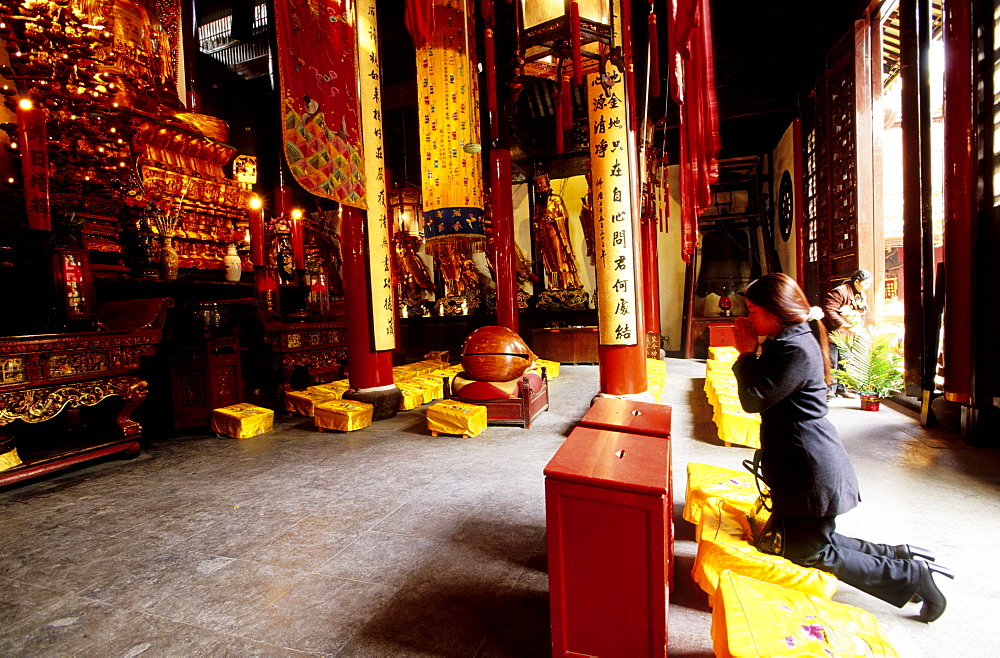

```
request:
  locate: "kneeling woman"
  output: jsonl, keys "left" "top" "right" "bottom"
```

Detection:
{"left": 731, "top": 272, "right": 952, "bottom": 623}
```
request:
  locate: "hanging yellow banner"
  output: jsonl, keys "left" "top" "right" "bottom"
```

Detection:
{"left": 588, "top": 72, "right": 639, "bottom": 346}
{"left": 416, "top": 0, "right": 485, "bottom": 249}
{"left": 358, "top": 0, "right": 394, "bottom": 350}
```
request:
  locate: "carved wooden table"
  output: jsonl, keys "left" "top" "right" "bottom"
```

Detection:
{"left": 0, "top": 298, "right": 172, "bottom": 487}
{"left": 262, "top": 320, "right": 348, "bottom": 392}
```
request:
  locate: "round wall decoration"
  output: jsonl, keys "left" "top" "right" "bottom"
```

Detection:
{"left": 777, "top": 170, "right": 793, "bottom": 242}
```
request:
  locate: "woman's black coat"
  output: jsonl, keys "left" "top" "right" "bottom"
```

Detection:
{"left": 732, "top": 321, "right": 860, "bottom": 517}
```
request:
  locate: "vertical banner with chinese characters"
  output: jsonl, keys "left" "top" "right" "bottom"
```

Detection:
{"left": 16, "top": 101, "right": 51, "bottom": 231}
{"left": 358, "top": 0, "right": 395, "bottom": 350}
{"left": 588, "top": 73, "right": 639, "bottom": 346}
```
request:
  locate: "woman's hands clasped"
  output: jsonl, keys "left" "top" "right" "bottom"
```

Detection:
{"left": 733, "top": 316, "right": 760, "bottom": 355}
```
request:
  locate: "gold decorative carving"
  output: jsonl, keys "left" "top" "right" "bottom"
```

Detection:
{"left": 48, "top": 352, "right": 111, "bottom": 379}
{"left": 1, "top": 358, "right": 28, "bottom": 386}
{"left": 279, "top": 348, "right": 348, "bottom": 369}
{"left": 0, "top": 376, "right": 147, "bottom": 434}
{"left": 286, "top": 334, "right": 302, "bottom": 349}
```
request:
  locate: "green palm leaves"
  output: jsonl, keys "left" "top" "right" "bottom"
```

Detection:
{"left": 830, "top": 326, "right": 905, "bottom": 398}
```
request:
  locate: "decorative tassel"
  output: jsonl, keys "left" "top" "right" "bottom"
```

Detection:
{"left": 554, "top": 85, "right": 564, "bottom": 153}
{"left": 561, "top": 76, "right": 573, "bottom": 128}
{"left": 648, "top": 12, "right": 660, "bottom": 98}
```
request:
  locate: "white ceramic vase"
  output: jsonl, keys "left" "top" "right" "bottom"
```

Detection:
{"left": 223, "top": 244, "right": 242, "bottom": 282}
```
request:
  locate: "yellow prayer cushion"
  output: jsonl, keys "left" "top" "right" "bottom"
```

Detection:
{"left": 692, "top": 498, "right": 838, "bottom": 601}
{"left": 412, "top": 376, "right": 444, "bottom": 402}
{"left": 0, "top": 448, "right": 23, "bottom": 472}
{"left": 709, "top": 346, "right": 741, "bottom": 362}
{"left": 684, "top": 462, "right": 761, "bottom": 525}
{"left": 285, "top": 389, "right": 338, "bottom": 416}
{"left": 314, "top": 399, "right": 373, "bottom": 432}
{"left": 711, "top": 571, "right": 897, "bottom": 658}
{"left": 426, "top": 400, "right": 487, "bottom": 437}
{"left": 397, "top": 382, "right": 426, "bottom": 410}
{"left": 210, "top": 403, "right": 274, "bottom": 439}
{"left": 307, "top": 381, "right": 349, "bottom": 398}
{"left": 535, "top": 359, "right": 559, "bottom": 378}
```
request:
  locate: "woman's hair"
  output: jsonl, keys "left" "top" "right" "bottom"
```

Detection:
{"left": 849, "top": 269, "right": 873, "bottom": 284}
{"left": 745, "top": 272, "right": 832, "bottom": 383}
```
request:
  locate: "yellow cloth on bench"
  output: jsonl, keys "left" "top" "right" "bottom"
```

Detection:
{"left": 711, "top": 571, "right": 897, "bottom": 658}
{"left": 684, "top": 462, "right": 761, "bottom": 525}
{"left": 285, "top": 389, "right": 338, "bottom": 416}
{"left": 313, "top": 400, "right": 373, "bottom": 432}
{"left": 210, "top": 403, "right": 274, "bottom": 439}
{"left": 693, "top": 498, "right": 838, "bottom": 601}
{"left": 426, "top": 400, "right": 487, "bottom": 437}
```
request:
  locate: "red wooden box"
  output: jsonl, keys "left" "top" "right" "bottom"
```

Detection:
{"left": 708, "top": 321, "right": 737, "bottom": 347}
{"left": 578, "top": 397, "right": 672, "bottom": 439}
{"left": 545, "top": 426, "right": 671, "bottom": 657}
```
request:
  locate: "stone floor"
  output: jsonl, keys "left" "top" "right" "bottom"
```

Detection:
{"left": 1, "top": 359, "right": 998, "bottom": 656}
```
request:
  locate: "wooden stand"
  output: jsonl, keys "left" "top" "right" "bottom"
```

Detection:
{"left": 531, "top": 326, "right": 599, "bottom": 364}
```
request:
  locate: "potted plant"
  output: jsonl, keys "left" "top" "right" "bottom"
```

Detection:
{"left": 830, "top": 326, "right": 904, "bottom": 411}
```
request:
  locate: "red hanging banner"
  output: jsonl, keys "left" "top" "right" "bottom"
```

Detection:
{"left": 273, "top": 0, "right": 366, "bottom": 207}
{"left": 16, "top": 100, "right": 51, "bottom": 232}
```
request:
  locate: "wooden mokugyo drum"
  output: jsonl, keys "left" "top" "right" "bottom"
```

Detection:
{"left": 461, "top": 326, "right": 536, "bottom": 382}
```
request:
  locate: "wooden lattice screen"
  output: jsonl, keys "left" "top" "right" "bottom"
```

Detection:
{"left": 802, "top": 33, "right": 860, "bottom": 304}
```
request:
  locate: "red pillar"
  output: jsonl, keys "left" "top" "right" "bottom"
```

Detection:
{"left": 492, "top": 149, "right": 518, "bottom": 332}
{"left": 641, "top": 214, "right": 661, "bottom": 339}
{"left": 942, "top": 0, "right": 973, "bottom": 405}
{"left": 481, "top": 7, "right": 518, "bottom": 333}
{"left": 341, "top": 205, "right": 394, "bottom": 390}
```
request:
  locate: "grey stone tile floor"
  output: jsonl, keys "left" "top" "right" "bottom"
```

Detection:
{"left": 1, "top": 360, "right": 998, "bottom": 656}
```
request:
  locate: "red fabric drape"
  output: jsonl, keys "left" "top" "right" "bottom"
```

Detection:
{"left": 406, "top": 0, "right": 435, "bottom": 49}
{"left": 668, "top": 0, "right": 719, "bottom": 263}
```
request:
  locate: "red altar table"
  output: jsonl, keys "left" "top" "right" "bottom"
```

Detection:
{"left": 0, "top": 298, "right": 172, "bottom": 487}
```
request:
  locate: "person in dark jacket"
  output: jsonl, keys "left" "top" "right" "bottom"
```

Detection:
{"left": 731, "top": 272, "right": 953, "bottom": 623}
{"left": 823, "top": 269, "right": 872, "bottom": 398}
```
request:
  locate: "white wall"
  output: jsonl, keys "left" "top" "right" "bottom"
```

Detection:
{"left": 658, "top": 165, "right": 687, "bottom": 351}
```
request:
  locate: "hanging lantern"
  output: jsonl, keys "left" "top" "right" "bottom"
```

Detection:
{"left": 518, "top": 0, "right": 614, "bottom": 84}
{"left": 390, "top": 184, "right": 424, "bottom": 240}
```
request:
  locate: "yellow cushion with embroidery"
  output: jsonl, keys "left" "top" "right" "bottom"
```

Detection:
{"left": 535, "top": 359, "right": 559, "bottom": 378}
{"left": 314, "top": 399, "right": 373, "bottom": 432}
{"left": 711, "top": 571, "right": 896, "bottom": 658}
{"left": 684, "top": 462, "right": 761, "bottom": 525}
{"left": 693, "top": 498, "right": 839, "bottom": 601}
{"left": 427, "top": 400, "right": 487, "bottom": 437}
{"left": 0, "top": 448, "right": 23, "bottom": 472}
{"left": 210, "top": 403, "right": 274, "bottom": 439}
{"left": 307, "top": 380, "right": 350, "bottom": 398}
{"left": 412, "top": 376, "right": 444, "bottom": 402}
{"left": 285, "top": 389, "right": 338, "bottom": 416}
{"left": 396, "top": 382, "right": 426, "bottom": 410}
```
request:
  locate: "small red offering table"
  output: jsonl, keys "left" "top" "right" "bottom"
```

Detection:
{"left": 544, "top": 425, "right": 671, "bottom": 657}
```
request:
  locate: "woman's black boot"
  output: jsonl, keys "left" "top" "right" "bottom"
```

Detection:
{"left": 915, "top": 560, "right": 954, "bottom": 623}
{"left": 895, "top": 544, "right": 936, "bottom": 561}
